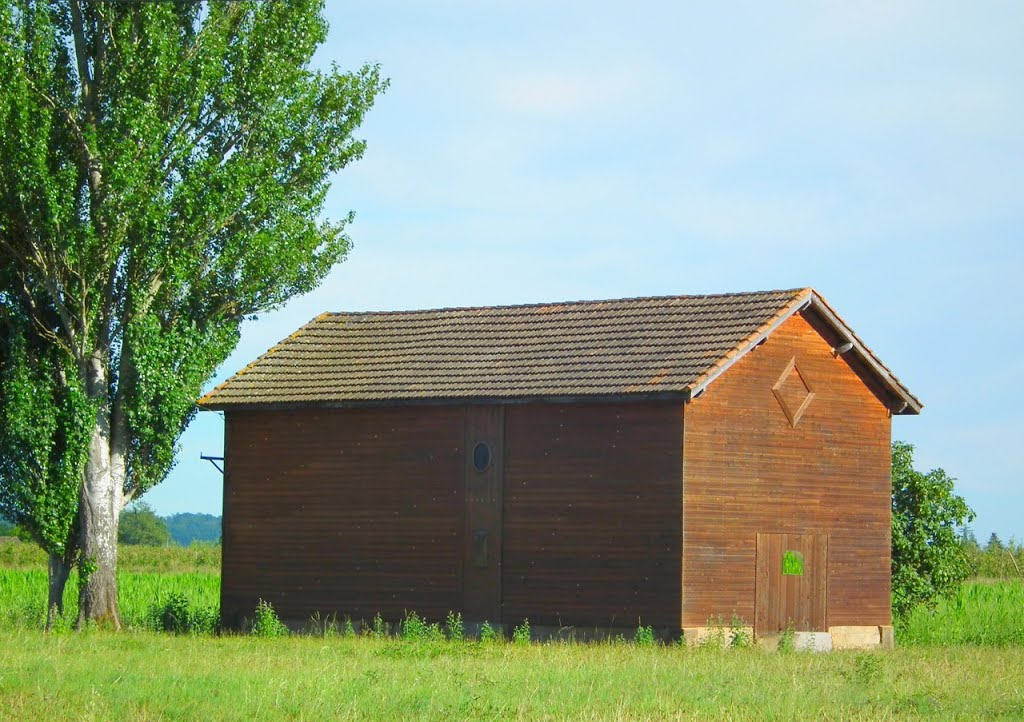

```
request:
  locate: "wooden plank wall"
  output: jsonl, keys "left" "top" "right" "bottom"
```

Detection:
{"left": 682, "top": 309, "right": 893, "bottom": 629}
{"left": 221, "top": 406, "right": 464, "bottom": 626}
{"left": 502, "top": 402, "right": 682, "bottom": 628}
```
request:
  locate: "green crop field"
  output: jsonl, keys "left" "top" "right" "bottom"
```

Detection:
{"left": 898, "top": 581, "right": 1024, "bottom": 647}
{"left": 1, "top": 545, "right": 1023, "bottom": 720}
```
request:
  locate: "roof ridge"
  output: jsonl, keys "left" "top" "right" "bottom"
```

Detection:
{"left": 198, "top": 286, "right": 926, "bottom": 414}
{"left": 316, "top": 288, "right": 810, "bottom": 318}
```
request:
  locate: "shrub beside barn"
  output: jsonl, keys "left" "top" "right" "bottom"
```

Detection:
{"left": 200, "top": 288, "right": 919, "bottom": 648}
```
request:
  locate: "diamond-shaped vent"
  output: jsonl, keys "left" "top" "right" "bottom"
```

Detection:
{"left": 772, "top": 357, "right": 815, "bottom": 426}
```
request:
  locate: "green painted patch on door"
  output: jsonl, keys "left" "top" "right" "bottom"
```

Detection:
{"left": 782, "top": 550, "right": 804, "bottom": 576}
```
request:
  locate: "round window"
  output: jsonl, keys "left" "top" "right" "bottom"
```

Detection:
{"left": 473, "top": 442, "right": 491, "bottom": 472}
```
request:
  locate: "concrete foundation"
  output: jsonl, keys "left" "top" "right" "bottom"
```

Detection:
{"left": 829, "top": 625, "right": 893, "bottom": 650}
{"left": 691, "top": 624, "right": 896, "bottom": 652}
{"left": 680, "top": 625, "right": 755, "bottom": 648}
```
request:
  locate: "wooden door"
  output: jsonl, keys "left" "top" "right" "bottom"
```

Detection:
{"left": 463, "top": 405, "right": 504, "bottom": 623}
{"left": 755, "top": 533, "right": 827, "bottom": 635}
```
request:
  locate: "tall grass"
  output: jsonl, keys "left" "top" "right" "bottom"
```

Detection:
{"left": 0, "top": 568, "right": 218, "bottom": 630}
{"left": 897, "top": 580, "right": 1024, "bottom": 646}
{"left": 0, "top": 540, "right": 220, "bottom": 573}
{"left": 2, "top": 631, "right": 1023, "bottom": 721}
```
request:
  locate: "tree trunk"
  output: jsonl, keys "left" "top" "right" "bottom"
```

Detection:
{"left": 77, "top": 361, "right": 126, "bottom": 628}
{"left": 46, "top": 552, "right": 73, "bottom": 631}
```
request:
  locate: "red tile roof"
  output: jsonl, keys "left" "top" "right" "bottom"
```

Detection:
{"left": 198, "top": 288, "right": 920, "bottom": 412}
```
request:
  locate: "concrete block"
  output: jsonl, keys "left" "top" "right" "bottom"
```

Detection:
{"left": 794, "top": 631, "right": 832, "bottom": 652}
{"left": 681, "top": 626, "right": 752, "bottom": 648}
{"left": 830, "top": 625, "right": 882, "bottom": 650}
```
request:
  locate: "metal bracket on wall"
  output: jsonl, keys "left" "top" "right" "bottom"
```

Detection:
{"left": 200, "top": 453, "right": 224, "bottom": 474}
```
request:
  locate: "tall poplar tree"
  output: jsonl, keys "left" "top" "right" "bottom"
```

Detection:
{"left": 0, "top": 0, "right": 384, "bottom": 627}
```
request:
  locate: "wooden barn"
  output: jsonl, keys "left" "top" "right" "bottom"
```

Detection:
{"left": 199, "top": 288, "right": 920, "bottom": 648}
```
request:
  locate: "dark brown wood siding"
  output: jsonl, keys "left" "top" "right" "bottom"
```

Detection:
{"left": 502, "top": 402, "right": 682, "bottom": 628}
{"left": 221, "top": 406, "right": 464, "bottom": 626}
{"left": 682, "top": 309, "right": 893, "bottom": 629}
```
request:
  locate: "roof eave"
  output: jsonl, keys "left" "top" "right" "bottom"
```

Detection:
{"left": 806, "top": 292, "right": 923, "bottom": 415}
{"left": 197, "top": 390, "right": 691, "bottom": 413}
{"left": 685, "top": 289, "right": 923, "bottom": 415}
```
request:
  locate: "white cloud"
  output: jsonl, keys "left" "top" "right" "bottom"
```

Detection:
{"left": 492, "top": 71, "right": 635, "bottom": 116}
{"left": 804, "top": 0, "right": 930, "bottom": 38}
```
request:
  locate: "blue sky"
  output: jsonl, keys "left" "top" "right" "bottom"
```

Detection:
{"left": 146, "top": 1, "right": 1024, "bottom": 541}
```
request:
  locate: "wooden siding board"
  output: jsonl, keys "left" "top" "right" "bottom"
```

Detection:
{"left": 502, "top": 402, "right": 682, "bottom": 628}
{"left": 220, "top": 406, "right": 464, "bottom": 626}
{"left": 682, "top": 309, "right": 892, "bottom": 629}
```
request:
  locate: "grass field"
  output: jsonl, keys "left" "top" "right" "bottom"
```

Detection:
{"left": 2, "top": 631, "right": 1023, "bottom": 721}
{"left": 0, "top": 568, "right": 219, "bottom": 630}
{"left": 2, "top": 545, "right": 1023, "bottom": 720}
{"left": 0, "top": 540, "right": 220, "bottom": 574}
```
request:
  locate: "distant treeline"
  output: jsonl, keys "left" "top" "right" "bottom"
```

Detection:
{"left": 963, "top": 532, "right": 1024, "bottom": 580}
{"left": 1, "top": 510, "right": 221, "bottom": 547}
{"left": 164, "top": 513, "right": 222, "bottom": 546}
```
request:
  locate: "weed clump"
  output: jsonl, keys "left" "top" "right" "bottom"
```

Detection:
{"left": 512, "top": 619, "right": 531, "bottom": 645}
{"left": 150, "top": 593, "right": 218, "bottom": 634}
{"left": 479, "top": 621, "right": 498, "bottom": 643}
{"left": 634, "top": 623, "right": 655, "bottom": 646}
{"left": 729, "top": 614, "right": 753, "bottom": 648}
{"left": 778, "top": 622, "right": 796, "bottom": 653}
{"left": 401, "top": 611, "right": 444, "bottom": 642}
{"left": 251, "top": 599, "right": 288, "bottom": 638}
{"left": 367, "top": 612, "right": 387, "bottom": 638}
{"left": 446, "top": 611, "right": 464, "bottom": 641}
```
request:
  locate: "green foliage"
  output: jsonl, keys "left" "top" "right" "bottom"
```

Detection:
{"left": 400, "top": 611, "right": 444, "bottom": 642}
{"left": 512, "top": 619, "right": 531, "bottom": 646}
{"left": 896, "top": 581, "right": 1024, "bottom": 646}
{"left": 479, "top": 621, "right": 498, "bottom": 643}
{"left": 77, "top": 555, "right": 97, "bottom": 592}
{"left": 0, "top": 0, "right": 385, "bottom": 618}
{"left": 445, "top": 610, "right": 464, "bottom": 641}
{"left": 777, "top": 623, "right": 796, "bottom": 653}
{"left": 0, "top": 516, "right": 14, "bottom": 536}
{"left": 369, "top": 613, "right": 387, "bottom": 638}
{"left": 119, "top": 502, "right": 172, "bottom": 546}
{"left": 343, "top": 617, "right": 356, "bottom": 638}
{"left": 151, "top": 592, "right": 217, "bottom": 635}
{"left": 0, "top": 324, "right": 92, "bottom": 561}
{"left": 163, "top": 513, "right": 221, "bottom": 546}
{"left": 729, "top": 615, "right": 753, "bottom": 649}
{"left": 634, "top": 624, "right": 654, "bottom": 646}
{"left": 962, "top": 535, "right": 1024, "bottom": 580}
{"left": 891, "top": 441, "right": 975, "bottom": 618}
{"left": 251, "top": 599, "right": 288, "bottom": 638}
